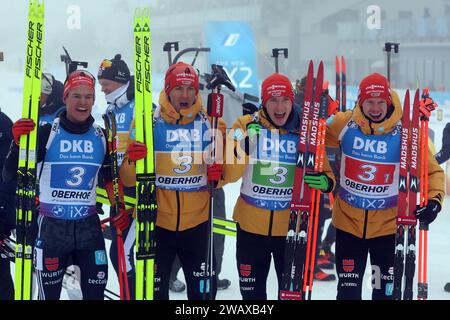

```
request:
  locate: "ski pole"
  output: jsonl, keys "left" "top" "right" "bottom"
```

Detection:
{"left": 203, "top": 64, "right": 235, "bottom": 299}
{"left": 103, "top": 110, "right": 130, "bottom": 300}
{"left": 304, "top": 81, "right": 329, "bottom": 299}
{"left": 204, "top": 85, "right": 221, "bottom": 300}
{"left": 417, "top": 88, "right": 437, "bottom": 300}
{"left": 341, "top": 56, "right": 346, "bottom": 112}
{"left": 335, "top": 57, "right": 340, "bottom": 109}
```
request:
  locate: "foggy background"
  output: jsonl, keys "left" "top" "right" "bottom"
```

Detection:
{"left": 2, "top": 0, "right": 450, "bottom": 300}
{"left": 1, "top": 0, "right": 450, "bottom": 119}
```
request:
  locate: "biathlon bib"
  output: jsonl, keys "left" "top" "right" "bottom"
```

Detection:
{"left": 240, "top": 130, "right": 298, "bottom": 210}
{"left": 39, "top": 120, "right": 106, "bottom": 220}
{"left": 154, "top": 112, "right": 211, "bottom": 192}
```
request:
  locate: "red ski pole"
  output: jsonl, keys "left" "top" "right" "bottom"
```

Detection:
{"left": 417, "top": 88, "right": 437, "bottom": 300}
{"left": 103, "top": 110, "right": 131, "bottom": 300}
{"left": 304, "top": 81, "right": 329, "bottom": 299}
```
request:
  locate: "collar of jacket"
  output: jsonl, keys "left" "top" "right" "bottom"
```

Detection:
{"left": 158, "top": 91, "right": 204, "bottom": 125}
{"left": 59, "top": 110, "right": 94, "bottom": 134}
{"left": 106, "top": 82, "right": 130, "bottom": 108}
{"left": 352, "top": 90, "right": 402, "bottom": 135}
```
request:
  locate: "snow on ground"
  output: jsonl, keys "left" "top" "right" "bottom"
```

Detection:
{"left": 3, "top": 76, "right": 450, "bottom": 299}
{"left": 166, "top": 182, "right": 450, "bottom": 300}
{"left": 9, "top": 175, "right": 450, "bottom": 300}
{"left": 94, "top": 181, "right": 450, "bottom": 300}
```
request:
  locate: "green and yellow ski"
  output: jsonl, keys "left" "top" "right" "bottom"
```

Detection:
{"left": 133, "top": 7, "right": 156, "bottom": 300}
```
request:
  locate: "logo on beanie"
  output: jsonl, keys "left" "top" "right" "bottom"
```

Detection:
{"left": 99, "top": 59, "right": 112, "bottom": 70}
{"left": 364, "top": 84, "right": 388, "bottom": 98}
{"left": 366, "top": 84, "right": 385, "bottom": 90}
{"left": 268, "top": 84, "right": 287, "bottom": 91}
{"left": 176, "top": 72, "right": 196, "bottom": 86}
{"left": 97, "top": 54, "right": 130, "bottom": 84}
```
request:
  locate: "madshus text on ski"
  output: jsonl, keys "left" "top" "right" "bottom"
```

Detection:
{"left": 0, "top": 0, "right": 446, "bottom": 302}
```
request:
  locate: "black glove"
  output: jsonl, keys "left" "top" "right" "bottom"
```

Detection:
{"left": 442, "top": 123, "right": 450, "bottom": 146}
{"left": 436, "top": 122, "right": 450, "bottom": 164}
{"left": 96, "top": 202, "right": 105, "bottom": 215}
{"left": 415, "top": 200, "right": 441, "bottom": 225}
{"left": 242, "top": 103, "right": 258, "bottom": 116}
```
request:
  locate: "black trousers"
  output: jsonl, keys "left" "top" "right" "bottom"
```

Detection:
{"left": 154, "top": 222, "right": 217, "bottom": 300}
{"left": 170, "top": 188, "right": 226, "bottom": 280}
{"left": 335, "top": 228, "right": 395, "bottom": 300}
{"left": 34, "top": 214, "right": 108, "bottom": 300}
{"left": 236, "top": 225, "right": 285, "bottom": 300}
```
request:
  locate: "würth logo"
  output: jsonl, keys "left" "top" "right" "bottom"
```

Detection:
{"left": 45, "top": 257, "right": 59, "bottom": 271}
{"left": 342, "top": 259, "right": 355, "bottom": 272}
{"left": 239, "top": 264, "right": 252, "bottom": 277}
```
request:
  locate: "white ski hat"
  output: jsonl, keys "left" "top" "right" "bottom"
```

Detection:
{"left": 41, "top": 73, "right": 54, "bottom": 95}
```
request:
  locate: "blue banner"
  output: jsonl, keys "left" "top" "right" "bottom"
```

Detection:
{"left": 205, "top": 21, "right": 259, "bottom": 97}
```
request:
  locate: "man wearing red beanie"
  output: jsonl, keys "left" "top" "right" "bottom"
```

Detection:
{"left": 119, "top": 61, "right": 227, "bottom": 300}
{"left": 357, "top": 73, "right": 392, "bottom": 123}
{"left": 221, "top": 73, "right": 336, "bottom": 299}
{"left": 63, "top": 70, "right": 96, "bottom": 123}
{"left": 3, "top": 69, "right": 118, "bottom": 300}
{"left": 260, "top": 73, "right": 295, "bottom": 127}
{"left": 326, "top": 73, "right": 444, "bottom": 300}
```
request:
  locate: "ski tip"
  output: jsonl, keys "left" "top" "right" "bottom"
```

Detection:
{"left": 403, "top": 89, "right": 410, "bottom": 107}
{"left": 414, "top": 89, "right": 420, "bottom": 103}
{"left": 134, "top": 7, "right": 141, "bottom": 17}
{"left": 28, "top": 1, "right": 35, "bottom": 17}
{"left": 317, "top": 61, "right": 324, "bottom": 79}
{"left": 307, "top": 60, "right": 314, "bottom": 77}
{"left": 142, "top": 7, "right": 151, "bottom": 17}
